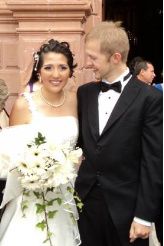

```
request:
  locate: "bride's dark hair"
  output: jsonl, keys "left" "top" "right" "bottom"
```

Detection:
{"left": 28, "top": 39, "right": 77, "bottom": 84}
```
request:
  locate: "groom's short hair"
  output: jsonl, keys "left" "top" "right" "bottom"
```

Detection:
{"left": 85, "top": 21, "right": 130, "bottom": 63}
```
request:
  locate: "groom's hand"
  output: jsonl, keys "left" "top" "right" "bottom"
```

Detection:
{"left": 129, "top": 221, "right": 151, "bottom": 243}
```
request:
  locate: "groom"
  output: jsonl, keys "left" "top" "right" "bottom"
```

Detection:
{"left": 75, "top": 21, "right": 163, "bottom": 246}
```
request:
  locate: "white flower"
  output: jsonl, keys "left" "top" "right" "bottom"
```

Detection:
{"left": 7, "top": 132, "right": 82, "bottom": 193}
{"left": 67, "top": 148, "right": 83, "bottom": 164}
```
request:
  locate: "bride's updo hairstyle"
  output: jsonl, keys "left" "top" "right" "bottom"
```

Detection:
{"left": 29, "top": 39, "right": 77, "bottom": 84}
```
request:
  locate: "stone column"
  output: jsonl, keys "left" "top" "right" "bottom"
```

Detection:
{"left": 0, "top": 0, "right": 19, "bottom": 111}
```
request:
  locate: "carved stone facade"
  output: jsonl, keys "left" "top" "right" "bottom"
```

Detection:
{"left": 0, "top": 0, "right": 102, "bottom": 111}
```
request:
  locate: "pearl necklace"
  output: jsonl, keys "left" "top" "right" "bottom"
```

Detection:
{"left": 40, "top": 87, "right": 66, "bottom": 108}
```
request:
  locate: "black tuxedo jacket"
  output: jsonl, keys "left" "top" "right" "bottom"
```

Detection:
{"left": 75, "top": 77, "right": 163, "bottom": 244}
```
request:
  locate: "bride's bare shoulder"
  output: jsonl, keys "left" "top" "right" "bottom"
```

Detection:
{"left": 12, "top": 93, "right": 28, "bottom": 110}
{"left": 9, "top": 93, "right": 31, "bottom": 125}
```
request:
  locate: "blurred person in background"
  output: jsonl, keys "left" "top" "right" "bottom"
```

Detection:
{"left": 0, "top": 79, "right": 9, "bottom": 129}
{"left": 128, "top": 56, "right": 144, "bottom": 75}
{"left": 0, "top": 79, "right": 9, "bottom": 213}
{"left": 134, "top": 60, "right": 156, "bottom": 85}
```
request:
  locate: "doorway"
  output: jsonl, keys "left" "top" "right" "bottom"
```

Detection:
{"left": 104, "top": 0, "right": 163, "bottom": 82}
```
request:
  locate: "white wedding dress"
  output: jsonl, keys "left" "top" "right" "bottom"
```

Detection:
{"left": 0, "top": 93, "right": 81, "bottom": 246}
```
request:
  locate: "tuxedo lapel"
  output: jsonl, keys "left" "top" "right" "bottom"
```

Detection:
{"left": 87, "top": 83, "right": 100, "bottom": 141}
{"left": 100, "top": 79, "right": 141, "bottom": 138}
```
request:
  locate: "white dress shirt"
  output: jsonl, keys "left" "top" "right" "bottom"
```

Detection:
{"left": 98, "top": 68, "right": 151, "bottom": 227}
{"left": 98, "top": 69, "right": 130, "bottom": 135}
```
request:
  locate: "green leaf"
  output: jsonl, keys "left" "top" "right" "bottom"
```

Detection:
{"left": 77, "top": 202, "right": 83, "bottom": 212}
{"left": 67, "top": 186, "right": 74, "bottom": 193}
{"left": 35, "top": 132, "right": 46, "bottom": 146}
{"left": 48, "top": 231, "right": 53, "bottom": 237}
{"left": 36, "top": 203, "right": 46, "bottom": 213}
{"left": 23, "top": 191, "right": 30, "bottom": 197}
{"left": 48, "top": 210, "right": 58, "bottom": 219}
{"left": 21, "top": 199, "right": 28, "bottom": 209}
{"left": 22, "top": 204, "right": 28, "bottom": 212}
{"left": 36, "top": 220, "right": 46, "bottom": 231}
{"left": 46, "top": 187, "right": 54, "bottom": 193}
{"left": 33, "top": 191, "right": 41, "bottom": 199}
{"left": 43, "top": 238, "right": 49, "bottom": 244}
{"left": 55, "top": 198, "right": 62, "bottom": 205}
{"left": 73, "top": 195, "right": 81, "bottom": 202}
{"left": 46, "top": 197, "right": 62, "bottom": 206}
{"left": 73, "top": 191, "right": 83, "bottom": 212}
{"left": 47, "top": 199, "right": 56, "bottom": 206}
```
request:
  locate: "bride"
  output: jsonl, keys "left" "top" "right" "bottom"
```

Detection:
{"left": 0, "top": 39, "right": 81, "bottom": 246}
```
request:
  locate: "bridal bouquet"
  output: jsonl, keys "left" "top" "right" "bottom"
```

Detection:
{"left": 16, "top": 132, "right": 82, "bottom": 191}
{"left": 7, "top": 132, "right": 83, "bottom": 245}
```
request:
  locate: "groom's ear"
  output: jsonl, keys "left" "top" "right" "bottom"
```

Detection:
{"left": 111, "top": 52, "right": 122, "bottom": 64}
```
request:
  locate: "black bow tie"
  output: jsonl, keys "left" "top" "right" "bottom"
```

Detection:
{"left": 100, "top": 81, "right": 122, "bottom": 93}
{"left": 100, "top": 72, "right": 131, "bottom": 93}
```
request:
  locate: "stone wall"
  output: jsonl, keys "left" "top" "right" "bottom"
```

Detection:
{"left": 0, "top": 0, "right": 102, "bottom": 112}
